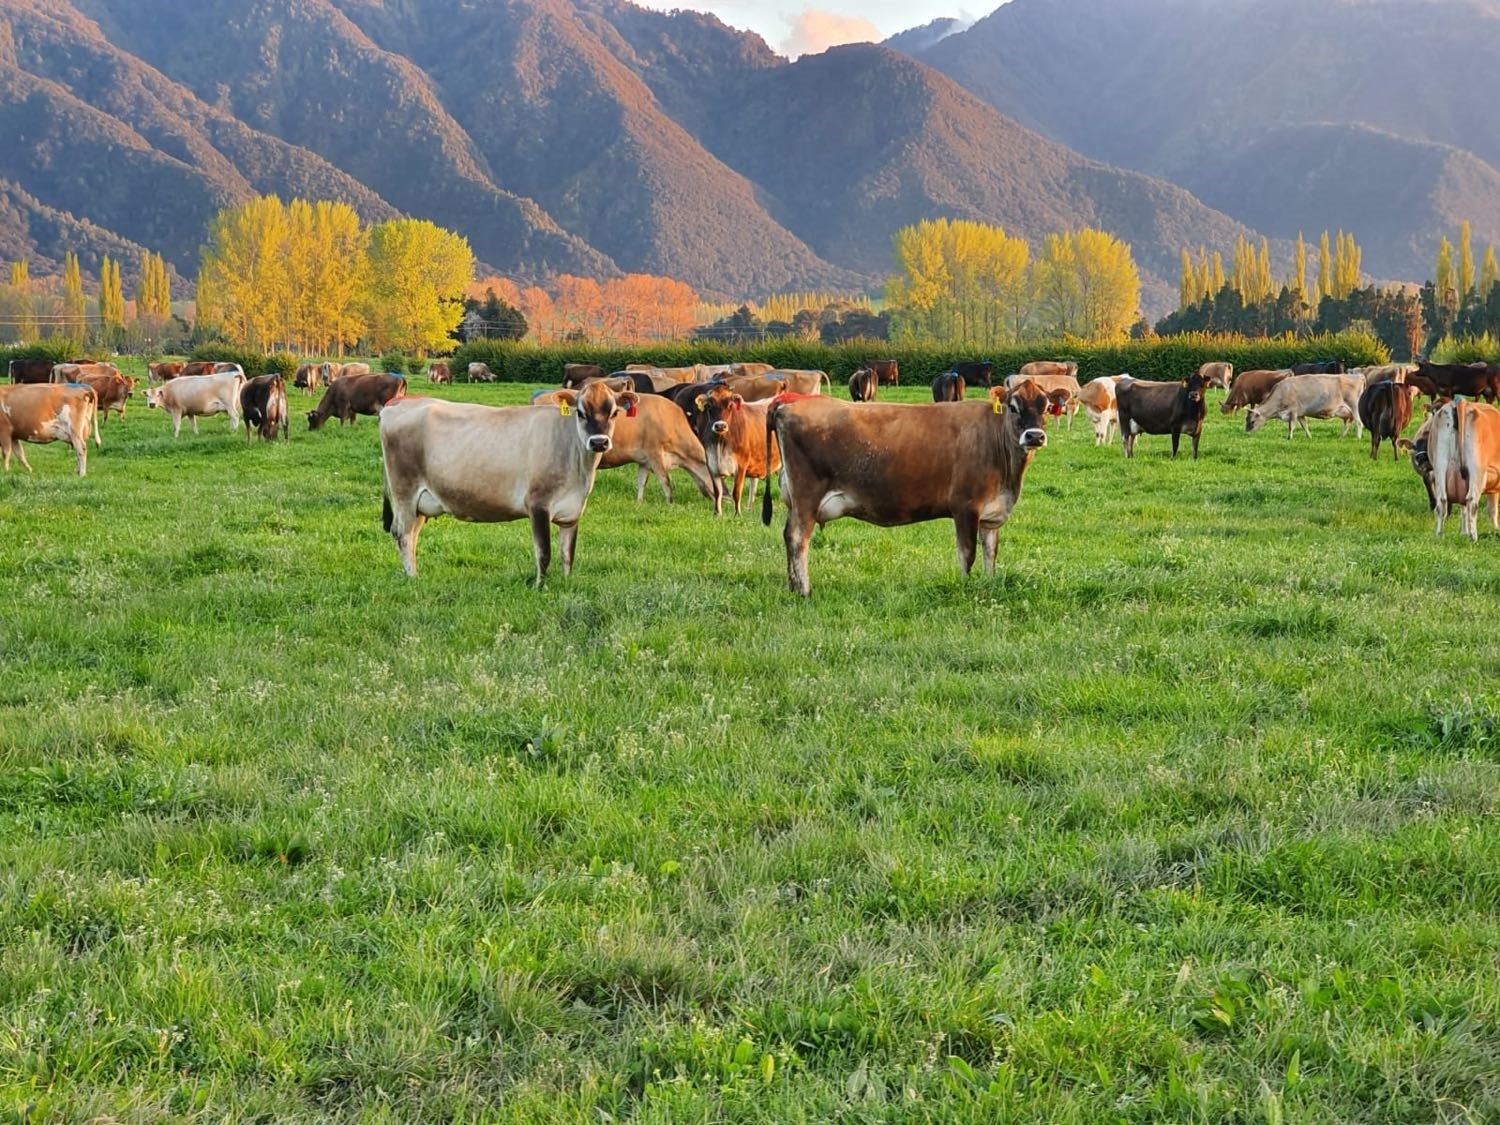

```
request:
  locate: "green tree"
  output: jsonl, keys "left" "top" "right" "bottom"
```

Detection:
{"left": 364, "top": 218, "right": 474, "bottom": 356}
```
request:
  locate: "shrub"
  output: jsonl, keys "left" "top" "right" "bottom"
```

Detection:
{"left": 380, "top": 353, "right": 406, "bottom": 376}
{"left": 263, "top": 354, "right": 300, "bottom": 381}
{"left": 1431, "top": 333, "right": 1500, "bottom": 365}
{"left": 406, "top": 356, "right": 429, "bottom": 377}
{"left": 449, "top": 332, "right": 1390, "bottom": 387}
{"left": 189, "top": 343, "right": 267, "bottom": 374}
{"left": 1, "top": 339, "right": 87, "bottom": 372}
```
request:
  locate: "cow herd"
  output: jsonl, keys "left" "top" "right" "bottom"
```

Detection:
{"left": 7, "top": 350, "right": 1500, "bottom": 594}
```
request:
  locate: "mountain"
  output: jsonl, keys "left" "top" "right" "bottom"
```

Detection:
{"left": 882, "top": 18, "right": 969, "bottom": 54}
{"left": 2, "top": 0, "right": 1279, "bottom": 310}
{"left": 0, "top": 177, "right": 156, "bottom": 275}
{"left": 913, "top": 0, "right": 1500, "bottom": 280}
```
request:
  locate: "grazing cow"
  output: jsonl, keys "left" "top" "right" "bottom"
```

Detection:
{"left": 1358, "top": 379, "right": 1421, "bottom": 460}
{"left": 1006, "top": 368, "right": 1080, "bottom": 429}
{"left": 1078, "top": 375, "right": 1121, "bottom": 445}
{"left": 468, "top": 362, "right": 497, "bottom": 383}
{"left": 144, "top": 370, "right": 245, "bottom": 436}
{"left": 51, "top": 361, "right": 121, "bottom": 385}
{"left": 307, "top": 372, "right": 406, "bottom": 430}
{"left": 146, "top": 361, "right": 185, "bottom": 384}
{"left": 952, "top": 361, "right": 995, "bottom": 388}
{"left": 848, "top": 366, "right": 878, "bottom": 402}
{"left": 295, "top": 362, "right": 334, "bottom": 393}
{"left": 932, "top": 370, "right": 966, "bottom": 402}
{"left": 866, "top": 358, "right": 899, "bottom": 386}
{"left": 763, "top": 381, "right": 1049, "bottom": 596}
{"left": 768, "top": 369, "right": 831, "bottom": 395}
{"left": 531, "top": 388, "right": 714, "bottom": 504}
{"left": 1401, "top": 415, "right": 1438, "bottom": 510}
{"left": 427, "top": 361, "right": 451, "bottom": 384}
{"left": 379, "top": 381, "right": 637, "bottom": 582}
{"left": 0, "top": 383, "right": 97, "bottom": 474}
{"left": 241, "top": 374, "right": 289, "bottom": 441}
{"left": 1019, "top": 360, "right": 1078, "bottom": 383}
{"left": 1412, "top": 359, "right": 1500, "bottom": 402}
{"left": 1117, "top": 373, "right": 1208, "bottom": 458}
{"left": 1220, "top": 368, "right": 1293, "bottom": 414}
{"left": 75, "top": 371, "right": 134, "bottom": 445}
{"left": 1246, "top": 373, "right": 1365, "bottom": 439}
{"left": 8, "top": 358, "right": 55, "bottom": 384}
{"left": 1291, "top": 359, "right": 1346, "bottom": 375}
{"left": 176, "top": 361, "right": 243, "bottom": 380}
{"left": 1352, "top": 363, "right": 1415, "bottom": 385}
{"left": 695, "top": 385, "right": 782, "bottom": 516}
{"left": 1428, "top": 399, "right": 1500, "bottom": 539}
{"left": 1199, "top": 361, "right": 1233, "bottom": 391}
{"left": 562, "top": 363, "right": 605, "bottom": 388}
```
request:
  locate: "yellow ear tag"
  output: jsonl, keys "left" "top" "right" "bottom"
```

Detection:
{"left": 695, "top": 395, "right": 707, "bottom": 410}
{"left": 559, "top": 401, "right": 571, "bottom": 417}
{"left": 992, "top": 397, "right": 1003, "bottom": 414}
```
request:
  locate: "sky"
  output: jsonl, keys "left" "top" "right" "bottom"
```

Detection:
{"left": 637, "top": 2, "right": 986, "bottom": 58}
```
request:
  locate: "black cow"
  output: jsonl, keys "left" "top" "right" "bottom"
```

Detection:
{"left": 8, "top": 358, "right": 54, "bottom": 384}
{"left": 240, "top": 373, "right": 289, "bottom": 441}
{"left": 931, "top": 370, "right": 966, "bottom": 403}
{"left": 1116, "top": 373, "right": 1208, "bottom": 459}
{"left": 848, "top": 366, "right": 878, "bottom": 402}
{"left": 952, "top": 361, "right": 995, "bottom": 388}
{"left": 1413, "top": 360, "right": 1500, "bottom": 402}
{"left": 1357, "top": 379, "right": 1420, "bottom": 461}
{"left": 1291, "top": 359, "right": 1345, "bottom": 375}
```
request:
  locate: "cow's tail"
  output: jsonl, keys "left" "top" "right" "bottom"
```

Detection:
{"left": 1458, "top": 399, "right": 1471, "bottom": 485}
{"left": 382, "top": 491, "right": 394, "bottom": 532}
{"left": 820, "top": 370, "right": 832, "bottom": 394}
{"left": 762, "top": 403, "right": 779, "bottom": 527}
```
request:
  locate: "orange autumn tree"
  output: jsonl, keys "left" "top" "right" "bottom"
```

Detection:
{"left": 531, "top": 272, "right": 700, "bottom": 342}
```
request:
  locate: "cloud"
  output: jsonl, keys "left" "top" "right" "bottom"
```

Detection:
{"left": 782, "top": 9, "right": 880, "bottom": 57}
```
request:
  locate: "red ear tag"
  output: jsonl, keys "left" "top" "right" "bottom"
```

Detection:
{"left": 733, "top": 399, "right": 742, "bottom": 411}
{"left": 627, "top": 401, "right": 637, "bottom": 417}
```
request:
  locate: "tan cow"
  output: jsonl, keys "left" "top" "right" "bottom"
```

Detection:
{"left": 625, "top": 364, "right": 700, "bottom": 384}
{"left": 1006, "top": 368, "right": 1080, "bottom": 429}
{"left": 74, "top": 371, "right": 134, "bottom": 446}
{"left": 763, "top": 383, "right": 1050, "bottom": 596}
{"left": 51, "top": 361, "right": 121, "bottom": 385}
{"left": 767, "top": 369, "right": 830, "bottom": 395}
{"left": 1199, "top": 361, "right": 1233, "bottom": 391}
{"left": 1429, "top": 399, "right": 1500, "bottom": 539}
{"left": 731, "top": 362, "right": 776, "bottom": 379}
{"left": 531, "top": 389, "right": 714, "bottom": 503}
{"left": 378, "top": 381, "right": 638, "bottom": 582}
{"left": 721, "top": 371, "right": 788, "bottom": 402}
{"left": 1018, "top": 360, "right": 1078, "bottom": 383}
{"left": 694, "top": 385, "right": 782, "bottom": 516}
{"left": 0, "top": 383, "right": 96, "bottom": 475}
{"left": 467, "top": 362, "right": 496, "bottom": 383}
{"left": 1245, "top": 373, "right": 1365, "bottom": 439}
{"left": 144, "top": 370, "right": 245, "bottom": 436}
{"left": 1220, "top": 369, "right": 1292, "bottom": 414}
{"left": 1078, "top": 375, "right": 1122, "bottom": 444}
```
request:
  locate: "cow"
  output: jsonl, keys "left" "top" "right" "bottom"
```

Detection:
{"left": 75, "top": 370, "right": 134, "bottom": 445}
{"left": 848, "top": 366, "right": 878, "bottom": 402}
{"left": 295, "top": 362, "right": 333, "bottom": 393}
{"left": 51, "top": 361, "right": 121, "bottom": 385}
{"left": 695, "top": 385, "right": 781, "bottom": 517}
{"left": 379, "top": 381, "right": 638, "bottom": 583}
{"left": 1245, "top": 373, "right": 1364, "bottom": 439}
{"left": 240, "top": 373, "right": 289, "bottom": 442}
{"left": 531, "top": 386, "right": 714, "bottom": 504}
{"left": 8, "top": 358, "right": 55, "bottom": 385}
{"left": 768, "top": 369, "right": 831, "bottom": 396}
{"left": 468, "top": 362, "right": 497, "bottom": 383}
{"left": 177, "top": 361, "right": 243, "bottom": 380}
{"left": 562, "top": 363, "right": 605, "bottom": 388}
{"left": 721, "top": 371, "right": 787, "bottom": 402}
{"left": 427, "top": 361, "right": 451, "bottom": 385}
{"left": 1117, "top": 373, "right": 1208, "bottom": 459}
{"left": 1412, "top": 359, "right": 1500, "bottom": 402}
{"left": 1400, "top": 415, "right": 1437, "bottom": 510}
{"left": 953, "top": 361, "right": 995, "bottom": 388}
{"left": 866, "top": 359, "right": 899, "bottom": 386}
{"left": 0, "top": 383, "right": 96, "bottom": 474}
{"left": 307, "top": 372, "right": 406, "bottom": 430}
{"left": 147, "top": 361, "right": 185, "bottom": 384}
{"left": 1352, "top": 363, "right": 1415, "bottom": 385}
{"left": 1358, "top": 379, "right": 1421, "bottom": 461}
{"left": 932, "top": 370, "right": 966, "bottom": 402}
{"left": 657, "top": 379, "right": 720, "bottom": 430}
{"left": 328, "top": 362, "right": 372, "bottom": 381}
{"left": 625, "top": 365, "right": 699, "bottom": 384}
{"left": 1220, "top": 369, "right": 1292, "bottom": 415}
{"left": 763, "top": 381, "right": 1050, "bottom": 596}
{"left": 1078, "top": 375, "right": 1122, "bottom": 445}
{"left": 1006, "top": 368, "right": 1080, "bottom": 430}
{"left": 144, "top": 370, "right": 245, "bottom": 436}
{"left": 731, "top": 362, "right": 776, "bottom": 379}
{"left": 1428, "top": 399, "right": 1500, "bottom": 539}
{"left": 1291, "top": 359, "right": 1345, "bottom": 376}
{"left": 1199, "top": 361, "right": 1233, "bottom": 391}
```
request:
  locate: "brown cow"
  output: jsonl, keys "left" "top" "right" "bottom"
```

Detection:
{"left": 848, "top": 366, "right": 878, "bottom": 402}
{"left": 532, "top": 390, "right": 714, "bottom": 503}
{"left": 427, "top": 361, "right": 451, "bottom": 385}
{"left": 1358, "top": 379, "right": 1421, "bottom": 461}
{"left": 0, "top": 383, "right": 96, "bottom": 475}
{"left": 241, "top": 374, "right": 289, "bottom": 441}
{"left": 769, "top": 369, "right": 831, "bottom": 395}
{"left": 722, "top": 371, "right": 788, "bottom": 402}
{"left": 695, "top": 385, "right": 782, "bottom": 516}
{"left": 731, "top": 362, "right": 776, "bottom": 379}
{"left": 866, "top": 359, "right": 899, "bottom": 386}
{"left": 562, "top": 363, "right": 605, "bottom": 388}
{"left": 8, "top": 358, "right": 55, "bottom": 384}
{"left": 1006, "top": 369, "right": 1080, "bottom": 429}
{"left": 176, "top": 360, "right": 242, "bottom": 379}
{"left": 1429, "top": 399, "right": 1500, "bottom": 539}
{"left": 147, "top": 361, "right": 185, "bottom": 384}
{"left": 308, "top": 373, "right": 406, "bottom": 430}
{"left": 75, "top": 371, "right": 134, "bottom": 445}
{"left": 51, "top": 361, "right": 121, "bottom": 385}
{"left": 1018, "top": 360, "right": 1078, "bottom": 383}
{"left": 1220, "top": 369, "right": 1292, "bottom": 414}
{"left": 932, "top": 370, "right": 966, "bottom": 402}
{"left": 763, "top": 382, "right": 1050, "bottom": 596}
{"left": 1199, "top": 361, "right": 1233, "bottom": 391}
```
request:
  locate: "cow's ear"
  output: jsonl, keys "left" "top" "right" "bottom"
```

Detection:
{"left": 730, "top": 394, "right": 744, "bottom": 410}
{"left": 694, "top": 394, "right": 707, "bottom": 410}
{"left": 616, "top": 390, "right": 639, "bottom": 418}
{"left": 554, "top": 389, "right": 579, "bottom": 406}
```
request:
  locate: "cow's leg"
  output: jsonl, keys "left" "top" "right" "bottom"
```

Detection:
{"left": 1171, "top": 429, "right": 1182, "bottom": 458}
{"left": 1370, "top": 429, "right": 1380, "bottom": 459}
{"left": 954, "top": 511, "right": 979, "bottom": 577}
{"left": 634, "top": 464, "right": 649, "bottom": 503}
{"left": 1301, "top": 416, "right": 1313, "bottom": 439}
{"left": 1488, "top": 493, "right": 1498, "bottom": 532}
{"left": 530, "top": 508, "right": 552, "bottom": 585}
{"left": 1191, "top": 427, "right": 1201, "bottom": 460}
{"left": 712, "top": 475, "right": 725, "bottom": 519}
{"left": 784, "top": 507, "right": 816, "bottom": 597}
{"left": 557, "top": 520, "right": 579, "bottom": 577}
{"left": 16, "top": 443, "right": 33, "bottom": 472}
{"left": 746, "top": 477, "right": 759, "bottom": 507}
{"left": 980, "top": 524, "right": 1000, "bottom": 575}
{"left": 72, "top": 434, "right": 88, "bottom": 476}
{"left": 190, "top": 415, "right": 199, "bottom": 436}
{"left": 732, "top": 469, "right": 747, "bottom": 516}
{"left": 395, "top": 513, "right": 425, "bottom": 577}
{"left": 92, "top": 412, "right": 102, "bottom": 449}
{"left": 1435, "top": 493, "right": 1448, "bottom": 537}
{"left": 685, "top": 458, "right": 716, "bottom": 500}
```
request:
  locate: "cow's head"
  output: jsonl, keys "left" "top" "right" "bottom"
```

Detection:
{"left": 697, "top": 386, "right": 744, "bottom": 435}
{"left": 144, "top": 386, "right": 164, "bottom": 409}
{"left": 1244, "top": 407, "right": 1266, "bottom": 433}
{"left": 1001, "top": 379, "right": 1048, "bottom": 450}
{"left": 1183, "top": 372, "right": 1208, "bottom": 405}
{"left": 307, "top": 409, "right": 327, "bottom": 430}
{"left": 564, "top": 382, "right": 636, "bottom": 453}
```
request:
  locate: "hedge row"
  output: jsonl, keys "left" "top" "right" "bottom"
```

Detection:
{"left": 450, "top": 331, "right": 1390, "bottom": 387}
{"left": 1, "top": 340, "right": 87, "bottom": 369}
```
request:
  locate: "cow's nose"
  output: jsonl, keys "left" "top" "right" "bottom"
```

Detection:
{"left": 712, "top": 421, "right": 728, "bottom": 434}
{"left": 587, "top": 435, "right": 611, "bottom": 453}
{"left": 1021, "top": 428, "right": 1047, "bottom": 448}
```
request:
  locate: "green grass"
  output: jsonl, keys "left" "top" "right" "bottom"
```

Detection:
{"left": 1, "top": 382, "right": 1496, "bottom": 1121}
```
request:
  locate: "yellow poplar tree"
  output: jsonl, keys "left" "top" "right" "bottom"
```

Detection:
{"left": 63, "top": 251, "right": 85, "bottom": 340}
{"left": 1318, "top": 231, "right": 1333, "bottom": 300}
{"left": 1291, "top": 232, "right": 1308, "bottom": 302}
{"left": 885, "top": 218, "right": 1031, "bottom": 344}
{"left": 1179, "top": 248, "right": 1195, "bottom": 310}
{"left": 1480, "top": 244, "right": 1499, "bottom": 300}
{"left": 1333, "top": 231, "right": 1361, "bottom": 299}
{"left": 308, "top": 200, "right": 369, "bottom": 355}
{"left": 1034, "top": 229, "right": 1140, "bottom": 339}
{"left": 9, "top": 259, "right": 36, "bottom": 340}
{"left": 364, "top": 218, "right": 474, "bottom": 356}
{"left": 1435, "top": 236, "right": 1455, "bottom": 303}
{"left": 98, "top": 256, "right": 124, "bottom": 332}
{"left": 1458, "top": 220, "right": 1475, "bottom": 300}
{"left": 198, "top": 195, "right": 292, "bottom": 349}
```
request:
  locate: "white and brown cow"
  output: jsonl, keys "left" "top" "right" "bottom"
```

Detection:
{"left": 1429, "top": 399, "right": 1500, "bottom": 540}
{"left": 0, "top": 383, "right": 96, "bottom": 475}
{"left": 379, "top": 381, "right": 638, "bottom": 583}
{"left": 1078, "top": 375, "right": 1123, "bottom": 445}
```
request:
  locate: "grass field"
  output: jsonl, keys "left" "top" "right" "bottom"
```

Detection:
{"left": 1, "top": 379, "right": 1496, "bottom": 1121}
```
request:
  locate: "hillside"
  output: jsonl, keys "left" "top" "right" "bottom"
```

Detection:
{"left": 3, "top": 0, "right": 1286, "bottom": 310}
{"left": 915, "top": 0, "right": 1500, "bottom": 279}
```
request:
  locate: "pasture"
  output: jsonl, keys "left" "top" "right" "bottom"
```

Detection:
{"left": 1, "top": 380, "right": 1496, "bottom": 1121}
